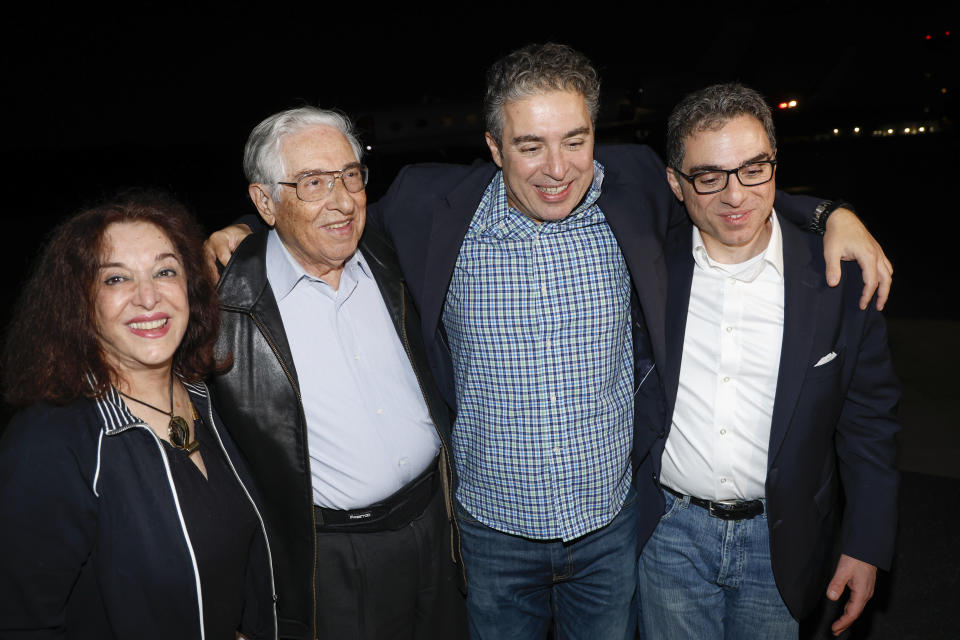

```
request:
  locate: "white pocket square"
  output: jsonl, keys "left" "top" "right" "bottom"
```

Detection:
{"left": 814, "top": 352, "right": 837, "bottom": 367}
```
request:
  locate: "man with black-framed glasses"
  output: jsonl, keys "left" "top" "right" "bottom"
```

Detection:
{"left": 638, "top": 83, "right": 900, "bottom": 639}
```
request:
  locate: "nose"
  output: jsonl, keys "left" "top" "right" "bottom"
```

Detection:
{"left": 721, "top": 173, "right": 748, "bottom": 207}
{"left": 325, "top": 178, "right": 356, "bottom": 215}
{"left": 543, "top": 146, "right": 567, "bottom": 180}
{"left": 134, "top": 277, "right": 159, "bottom": 309}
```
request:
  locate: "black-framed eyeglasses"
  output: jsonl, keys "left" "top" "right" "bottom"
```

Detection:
{"left": 672, "top": 159, "right": 777, "bottom": 195}
{"left": 278, "top": 163, "right": 369, "bottom": 202}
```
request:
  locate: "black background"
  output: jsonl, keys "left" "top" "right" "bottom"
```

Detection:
{"left": 1, "top": 4, "right": 955, "bottom": 320}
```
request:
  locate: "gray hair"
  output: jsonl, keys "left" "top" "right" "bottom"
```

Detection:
{"left": 243, "top": 106, "right": 363, "bottom": 200}
{"left": 666, "top": 83, "right": 777, "bottom": 170}
{"left": 484, "top": 43, "right": 601, "bottom": 147}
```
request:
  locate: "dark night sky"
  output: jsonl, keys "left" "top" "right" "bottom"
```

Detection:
{"left": 1, "top": 4, "right": 956, "bottom": 317}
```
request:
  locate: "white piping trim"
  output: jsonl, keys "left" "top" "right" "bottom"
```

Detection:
{"left": 92, "top": 428, "right": 105, "bottom": 497}
{"left": 198, "top": 383, "right": 278, "bottom": 638}
{"left": 142, "top": 426, "right": 206, "bottom": 640}
{"left": 634, "top": 363, "right": 656, "bottom": 398}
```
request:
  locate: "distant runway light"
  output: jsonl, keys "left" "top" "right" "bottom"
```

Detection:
{"left": 919, "top": 126, "right": 926, "bottom": 132}
{"left": 366, "top": 145, "right": 373, "bottom": 151}
{"left": 788, "top": 100, "right": 798, "bottom": 108}
{"left": 887, "top": 129, "right": 894, "bottom": 134}
{"left": 925, "top": 34, "right": 932, "bottom": 40}
{"left": 833, "top": 128, "right": 839, "bottom": 134}
{"left": 778, "top": 102, "right": 788, "bottom": 109}
{"left": 854, "top": 127, "right": 860, "bottom": 133}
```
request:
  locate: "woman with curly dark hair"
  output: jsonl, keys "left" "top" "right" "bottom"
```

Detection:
{"left": 0, "top": 191, "right": 276, "bottom": 639}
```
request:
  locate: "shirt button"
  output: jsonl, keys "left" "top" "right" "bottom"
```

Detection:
{"left": 541, "top": 285, "right": 548, "bottom": 296}
{"left": 550, "top": 394, "right": 557, "bottom": 402}
{"left": 553, "top": 446, "right": 561, "bottom": 454}
{"left": 720, "top": 428, "right": 727, "bottom": 435}
{"left": 354, "top": 354, "right": 360, "bottom": 360}
{"left": 728, "top": 278, "right": 736, "bottom": 285}
{"left": 376, "top": 408, "right": 383, "bottom": 415}
{"left": 498, "top": 222, "right": 506, "bottom": 231}
{"left": 720, "top": 477, "right": 727, "bottom": 484}
{"left": 722, "top": 376, "right": 730, "bottom": 383}
{"left": 545, "top": 339, "right": 552, "bottom": 349}
{"left": 726, "top": 326, "right": 733, "bottom": 333}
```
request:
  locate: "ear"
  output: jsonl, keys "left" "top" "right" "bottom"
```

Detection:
{"left": 485, "top": 132, "right": 504, "bottom": 168}
{"left": 666, "top": 168, "right": 685, "bottom": 202}
{"left": 248, "top": 184, "right": 277, "bottom": 228}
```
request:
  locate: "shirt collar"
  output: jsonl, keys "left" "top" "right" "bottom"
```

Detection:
{"left": 473, "top": 160, "right": 606, "bottom": 238}
{"left": 691, "top": 210, "right": 784, "bottom": 282}
{"left": 265, "top": 228, "right": 370, "bottom": 301}
{"left": 93, "top": 379, "right": 209, "bottom": 435}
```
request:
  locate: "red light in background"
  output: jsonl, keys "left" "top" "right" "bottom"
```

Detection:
{"left": 778, "top": 102, "right": 788, "bottom": 109}
{"left": 947, "top": 31, "right": 951, "bottom": 36}
{"left": 925, "top": 34, "right": 932, "bottom": 40}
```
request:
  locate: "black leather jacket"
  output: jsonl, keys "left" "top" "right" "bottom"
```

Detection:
{"left": 210, "top": 229, "right": 462, "bottom": 640}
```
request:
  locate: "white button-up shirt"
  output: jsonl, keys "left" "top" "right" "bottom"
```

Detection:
{"left": 660, "top": 213, "right": 785, "bottom": 501}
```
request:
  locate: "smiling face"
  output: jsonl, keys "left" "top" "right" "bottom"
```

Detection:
{"left": 485, "top": 89, "right": 595, "bottom": 223}
{"left": 667, "top": 114, "right": 777, "bottom": 264}
{"left": 249, "top": 125, "right": 365, "bottom": 287}
{"left": 95, "top": 221, "right": 189, "bottom": 382}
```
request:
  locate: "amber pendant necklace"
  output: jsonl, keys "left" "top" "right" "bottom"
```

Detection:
{"left": 119, "top": 375, "right": 200, "bottom": 453}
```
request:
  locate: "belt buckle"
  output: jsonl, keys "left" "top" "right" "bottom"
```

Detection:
{"left": 708, "top": 501, "right": 735, "bottom": 520}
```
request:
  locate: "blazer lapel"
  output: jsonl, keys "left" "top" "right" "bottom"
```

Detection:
{"left": 600, "top": 163, "right": 669, "bottom": 371}
{"left": 420, "top": 163, "right": 497, "bottom": 340}
{"left": 768, "top": 220, "right": 821, "bottom": 466}
{"left": 663, "top": 222, "right": 695, "bottom": 420}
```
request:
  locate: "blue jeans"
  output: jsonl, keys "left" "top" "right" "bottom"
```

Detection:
{"left": 456, "top": 488, "right": 638, "bottom": 640}
{"left": 637, "top": 489, "right": 798, "bottom": 640}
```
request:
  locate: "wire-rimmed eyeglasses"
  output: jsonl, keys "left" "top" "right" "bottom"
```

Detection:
{"left": 278, "top": 163, "right": 369, "bottom": 202}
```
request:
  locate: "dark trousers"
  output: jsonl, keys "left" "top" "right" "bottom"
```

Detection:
{"left": 314, "top": 488, "right": 468, "bottom": 639}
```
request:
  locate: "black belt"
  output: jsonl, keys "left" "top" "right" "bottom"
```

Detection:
{"left": 663, "top": 485, "right": 764, "bottom": 521}
{"left": 314, "top": 458, "right": 439, "bottom": 533}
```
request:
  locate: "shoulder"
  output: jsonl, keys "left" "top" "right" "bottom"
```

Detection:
{"left": 779, "top": 214, "right": 865, "bottom": 307}
{"left": 382, "top": 160, "right": 497, "bottom": 203}
{"left": 218, "top": 231, "right": 270, "bottom": 308}
{"left": 1, "top": 399, "right": 102, "bottom": 481}
{"left": 595, "top": 144, "right": 665, "bottom": 174}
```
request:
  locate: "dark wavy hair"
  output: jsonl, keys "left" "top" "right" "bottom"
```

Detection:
{"left": 3, "top": 190, "right": 223, "bottom": 406}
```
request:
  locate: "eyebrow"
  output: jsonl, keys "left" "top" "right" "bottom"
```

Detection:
{"left": 293, "top": 161, "right": 362, "bottom": 180}
{"left": 510, "top": 126, "right": 592, "bottom": 146}
{"left": 687, "top": 152, "right": 773, "bottom": 174}
{"left": 99, "top": 253, "right": 181, "bottom": 269}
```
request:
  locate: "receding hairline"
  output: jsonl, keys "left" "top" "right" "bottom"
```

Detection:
{"left": 274, "top": 123, "right": 362, "bottom": 182}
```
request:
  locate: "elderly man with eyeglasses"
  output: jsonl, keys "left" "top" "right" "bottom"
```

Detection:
{"left": 637, "top": 83, "right": 900, "bottom": 640}
{"left": 209, "top": 107, "right": 467, "bottom": 640}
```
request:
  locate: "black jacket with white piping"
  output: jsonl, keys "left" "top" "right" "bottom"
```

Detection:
{"left": 0, "top": 382, "right": 277, "bottom": 639}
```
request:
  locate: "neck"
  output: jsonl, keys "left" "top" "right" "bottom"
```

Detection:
{"left": 115, "top": 366, "right": 174, "bottom": 407}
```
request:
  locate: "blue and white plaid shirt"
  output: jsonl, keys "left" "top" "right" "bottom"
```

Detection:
{"left": 443, "top": 162, "right": 634, "bottom": 541}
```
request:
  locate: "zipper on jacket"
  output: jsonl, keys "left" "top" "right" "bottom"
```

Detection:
{"left": 397, "top": 283, "right": 466, "bottom": 587}
{"left": 247, "top": 311, "right": 320, "bottom": 638}
{"left": 199, "top": 383, "right": 279, "bottom": 640}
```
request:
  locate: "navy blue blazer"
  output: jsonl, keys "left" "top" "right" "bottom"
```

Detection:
{"left": 654, "top": 214, "right": 900, "bottom": 618}
{"left": 367, "top": 143, "right": 827, "bottom": 547}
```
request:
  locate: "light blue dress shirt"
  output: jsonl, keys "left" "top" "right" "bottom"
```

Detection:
{"left": 266, "top": 230, "right": 440, "bottom": 510}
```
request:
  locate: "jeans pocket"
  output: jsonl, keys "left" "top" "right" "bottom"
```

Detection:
{"left": 659, "top": 490, "right": 683, "bottom": 522}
